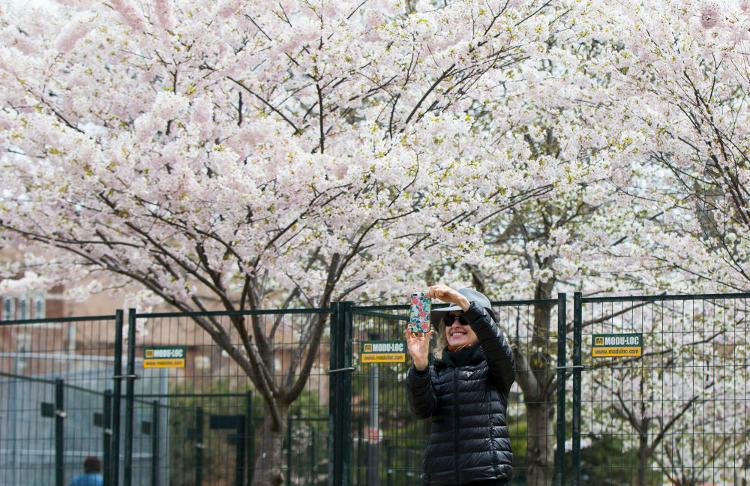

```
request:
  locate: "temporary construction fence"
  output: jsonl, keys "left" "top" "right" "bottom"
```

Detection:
{"left": 0, "top": 292, "right": 748, "bottom": 485}
{"left": 572, "top": 292, "right": 750, "bottom": 486}
{"left": 344, "top": 297, "right": 562, "bottom": 486}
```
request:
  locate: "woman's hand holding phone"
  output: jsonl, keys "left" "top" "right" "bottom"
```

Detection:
{"left": 406, "top": 329, "right": 431, "bottom": 371}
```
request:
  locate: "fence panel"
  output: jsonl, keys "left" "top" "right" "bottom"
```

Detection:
{"left": 0, "top": 314, "right": 119, "bottom": 486}
{"left": 576, "top": 293, "right": 750, "bottom": 486}
{"left": 127, "top": 308, "right": 332, "bottom": 486}
{"left": 350, "top": 298, "right": 563, "bottom": 485}
{"left": 350, "top": 306, "right": 421, "bottom": 486}
{"left": 494, "top": 298, "right": 562, "bottom": 485}
{"left": 15, "top": 291, "right": 749, "bottom": 485}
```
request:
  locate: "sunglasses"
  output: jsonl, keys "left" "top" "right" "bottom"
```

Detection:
{"left": 443, "top": 313, "right": 469, "bottom": 327}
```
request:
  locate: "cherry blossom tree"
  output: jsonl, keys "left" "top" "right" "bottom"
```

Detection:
{"left": 429, "top": 7, "right": 660, "bottom": 482}
{"left": 427, "top": 1, "right": 750, "bottom": 481}
{"left": 0, "top": 0, "right": 564, "bottom": 483}
{"left": 488, "top": 2, "right": 750, "bottom": 479}
{"left": 600, "top": 0, "right": 750, "bottom": 290}
{"left": 559, "top": 8, "right": 750, "bottom": 482}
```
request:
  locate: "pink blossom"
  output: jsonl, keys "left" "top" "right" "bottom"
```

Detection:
{"left": 321, "top": 3, "right": 338, "bottom": 18}
{"left": 699, "top": 2, "right": 721, "bottom": 29}
{"left": 365, "top": 11, "right": 383, "bottom": 29}
{"left": 53, "top": 0, "right": 97, "bottom": 6}
{"left": 190, "top": 96, "right": 214, "bottom": 139}
{"left": 238, "top": 125, "right": 266, "bottom": 145}
{"left": 11, "top": 36, "right": 38, "bottom": 56}
{"left": 154, "top": 0, "right": 174, "bottom": 31}
{"left": 111, "top": 0, "right": 145, "bottom": 32}
{"left": 332, "top": 162, "right": 348, "bottom": 179}
{"left": 55, "top": 14, "right": 95, "bottom": 52}
{"left": 190, "top": 96, "right": 212, "bottom": 126}
{"left": 0, "top": 272, "right": 51, "bottom": 297}
{"left": 216, "top": 0, "right": 243, "bottom": 19}
{"left": 151, "top": 92, "right": 189, "bottom": 121}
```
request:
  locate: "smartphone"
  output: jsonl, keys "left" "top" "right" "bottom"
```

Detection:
{"left": 408, "top": 292, "right": 431, "bottom": 333}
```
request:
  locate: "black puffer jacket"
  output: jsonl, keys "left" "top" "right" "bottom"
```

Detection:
{"left": 406, "top": 302, "right": 515, "bottom": 485}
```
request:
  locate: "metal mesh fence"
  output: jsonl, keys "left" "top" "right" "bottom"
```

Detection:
{"left": 495, "top": 299, "right": 560, "bottom": 485}
{"left": 350, "top": 307, "right": 423, "bottom": 486}
{"left": 5, "top": 293, "right": 747, "bottom": 485}
{"left": 350, "top": 299, "right": 560, "bottom": 485}
{"left": 578, "top": 294, "right": 750, "bottom": 486}
{"left": 130, "top": 309, "right": 332, "bottom": 486}
{"left": 0, "top": 315, "right": 119, "bottom": 486}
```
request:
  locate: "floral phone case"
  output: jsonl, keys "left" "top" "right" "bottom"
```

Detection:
{"left": 408, "top": 292, "right": 431, "bottom": 333}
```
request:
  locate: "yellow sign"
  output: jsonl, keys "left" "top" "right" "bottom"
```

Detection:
{"left": 144, "top": 359, "right": 185, "bottom": 368}
{"left": 144, "top": 346, "right": 186, "bottom": 368}
{"left": 360, "top": 341, "right": 406, "bottom": 364}
{"left": 592, "top": 334, "right": 643, "bottom": 358}
{"left": 361, "top": 353, "right": 406, "bottom": 363}
{"left": 592, "top": 347, "right": 642, "bottom": 357}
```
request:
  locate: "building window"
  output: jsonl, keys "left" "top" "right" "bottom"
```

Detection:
{"left": 2, "top": 298, "right": 14, "bottom": 321}
{"left": 18, "top": 296, "right": 29, "bottom": 320}
{"left": 0, "top": 294, "right": 46, "bottom": 321}
{"left": 33, "top": 294, "right": 45, "bottom": 319}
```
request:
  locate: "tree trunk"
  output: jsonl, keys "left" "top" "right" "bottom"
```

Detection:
{"left": 638, "top": 428, "right": 648, "bottom": 486}
{"left": 252, "top": 403, "right": 289, "bottom": 486}
{"left": 525, "top": 281, "right": 556, "bottom": 485}
{"left": 525, "top": 400, "right": 556, "bottom": 486}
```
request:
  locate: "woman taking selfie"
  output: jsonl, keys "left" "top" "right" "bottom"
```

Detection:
{"left": 406, "top": 284, "right": 515, "bottom": 486}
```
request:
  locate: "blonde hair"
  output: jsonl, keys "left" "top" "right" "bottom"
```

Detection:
{"left": 432, "top": 324, "right": 448, "bottom": 360}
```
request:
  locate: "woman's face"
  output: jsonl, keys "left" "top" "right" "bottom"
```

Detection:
{"left": 444, "top": 312, "right": 479, "bottom": 348}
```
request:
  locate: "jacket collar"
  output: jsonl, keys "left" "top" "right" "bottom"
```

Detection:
{"left": 436, "top": 344, "right": 485, "bottom": 369}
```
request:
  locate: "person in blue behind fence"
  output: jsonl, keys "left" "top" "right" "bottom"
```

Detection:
{"left": 68, "top": 456, "right": 103, "bottom": 486}
{"left": 406, "top": 284, "right": 515, "bottom": 486}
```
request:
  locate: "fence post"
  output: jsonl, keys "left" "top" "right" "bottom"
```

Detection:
{"left": 55, "top": 378, "right": 65, "bottom": 486}
{"left": 367, "top": 331, "right": 380, "bottom": 486}
{"left": 286, "top": 414, "right": 293, "bottom": 486}
{"left": 328, "top": 301, "right": 353, "bottom": 486}
{"left": 310, "top": 427, "right": 317, "bottom": 483}
{"left": 246, "top": 391, "right": 254, "bottom": 485}
{"left": 151, "top": 401, "right": 159, "bottom": 486}
{"left": 195, "top": 407, "right": 204, "bottom": 486}
{"left": 554, "top": 293, "right": 567, "bottom": 486}
{"left": 385, "top": 440, "right": 393, "bottom": 486}
{"left": 357, "top": 415, "right": 364, "bottom": 485}
{"left": 112, "top": 309, "right": 124, "bottom": 486}
{"left": 103, "top": 389, "right": 113, "bottom": 486}
{"left": 124, "top": 308, "right": 137, "bottom": 486}
{"left": 572, "top": 292, "right": 583, "bottom": 486}
{"left": 236, "top": 415, "right": 246, "bottom": 486}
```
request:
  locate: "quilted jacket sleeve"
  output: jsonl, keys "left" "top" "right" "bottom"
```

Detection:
{"left": 406, "top": 365, "right": 436, "bottom": 418}
{"left": 465, "top": 301, "right": 515, "bottom": 395}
